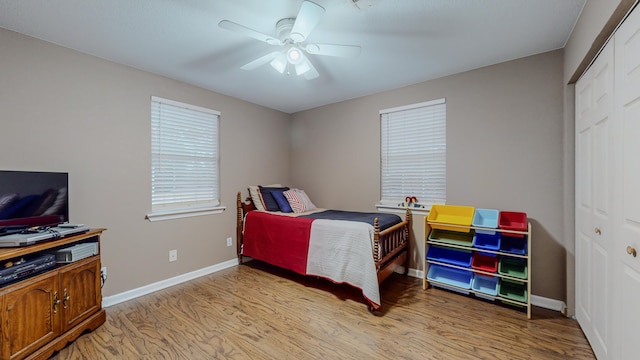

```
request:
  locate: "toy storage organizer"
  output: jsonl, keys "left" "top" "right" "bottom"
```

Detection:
{"left": 424, "top": 206, "right": 532, "bottom": 319}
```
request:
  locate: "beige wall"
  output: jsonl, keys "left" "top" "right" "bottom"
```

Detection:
{"left": 291, "top": 50, "right": 566, "bottom": 301}
{"left": 0, "top": 28, "right": 291, "bottom": 297}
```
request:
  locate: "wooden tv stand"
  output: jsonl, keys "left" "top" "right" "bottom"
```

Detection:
{"left": 0, "top": 229, "right": 106, "bottom": 360}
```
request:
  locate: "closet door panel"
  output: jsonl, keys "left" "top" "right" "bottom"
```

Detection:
{"left": 614, "top": 7, "right": 640, "bottom": 359}
{"left": 620, "top": 266, "right": 640, "bottom": 360}
{"left": 622, "top": 112, "right": 640, "bottom": 222}
{"left": 575, "top": 39, "right": 614, "bottom": 360}
{"left": 576, "top": 231, "right": 592, "bottom": 321}
{"left": 617, "top": 93, "right": 640, "bottom": 360}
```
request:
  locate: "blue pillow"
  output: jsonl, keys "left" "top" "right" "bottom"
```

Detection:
{"left": 271, "top": 190, "right": 293, "bottom": 213}
{"left": 258, "top": 186, "right": 289, "bottom": 212}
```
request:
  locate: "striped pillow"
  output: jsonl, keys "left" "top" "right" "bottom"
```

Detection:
{"left": 283, "top": 189, "right": 316, "bottom": 213}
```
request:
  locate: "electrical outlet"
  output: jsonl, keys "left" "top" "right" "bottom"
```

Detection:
{"left": 226, "top": 237, "right": 233, "bottom": 247}
{"left": 169, "top": 249, "right": 177, "bottom": 262}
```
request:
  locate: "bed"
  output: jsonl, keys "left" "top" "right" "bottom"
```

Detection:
{"left": 236, "top": 190, "right": 411, "bottom": 312}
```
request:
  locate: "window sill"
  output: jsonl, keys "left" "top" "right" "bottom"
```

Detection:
{"left": 146, "top": 206, "right": 226, "bottom": 222}
{"left": 376, "top": 204, "right": 431, "bottom": 217}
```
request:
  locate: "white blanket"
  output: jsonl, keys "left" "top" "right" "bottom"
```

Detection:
{"left": 305, "top": 219, "right": 380, "bottom": 307}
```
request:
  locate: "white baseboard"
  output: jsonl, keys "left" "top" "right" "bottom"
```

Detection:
{"left": 103, "top": 263, "right": 567, "bottom": 315}
{"left": 407, "top": 268, "right": 567, "bottom": 314}
{"left": 530, "top": 295, "right": 567, "bottom": 314}
{"left": 408, "top": 268, "right": 424, "bottom": 279}
{"left": 102, "top": 258, "right": 238, "bottom": 308}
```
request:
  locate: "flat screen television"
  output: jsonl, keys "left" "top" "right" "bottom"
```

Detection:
{"left": 0, "top": 170, "right": 68, "bottom": 229}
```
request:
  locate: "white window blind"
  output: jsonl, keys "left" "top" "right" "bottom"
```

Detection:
{"left": 380, "top": 98, "right": 446, "bottom": 206}
{"left": 150, "top": 96, "right": 220, "bottom": 216}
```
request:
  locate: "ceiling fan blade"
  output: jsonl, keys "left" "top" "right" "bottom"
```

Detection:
{"left": 270, "top": 52, "right": 288, "bottom": 73}
{"left": 241, "top": 51, "right": 282, "bottom": 70}
{"left": 218, "top": 20, "right": 282, "bottom": 45}
{"left": 290, "top": 1, "right": 325, "bottom": 42}
{"left": 304, "top": 43, "right": 362, "bottom": 58}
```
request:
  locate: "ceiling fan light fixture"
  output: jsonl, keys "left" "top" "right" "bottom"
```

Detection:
{"left": 287, "top": 47, "right": 303, "bottom": 64}
{"left": 270, "top": 53, "right": 288, "bottom": 73}
{"left": 295, "top": 60, "right": 311, "bottom": 76}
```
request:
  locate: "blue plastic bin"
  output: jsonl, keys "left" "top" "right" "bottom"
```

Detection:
{"left": 472, "top": 232, "right": 501, "bottom": 251}
{"left": 427, "top": 246, "right": 473, "bottom": 268}
{"left": 500, "top": 235, "right": 527, "bottom": 255}
{"left": 472, "top": 208, "right": 499, "bottom": 235}
{"left": 471, "top": 274, "right": 499, "bottom": 297}
{"left": 427, "top": 265, "right": 473, "bottom": 294}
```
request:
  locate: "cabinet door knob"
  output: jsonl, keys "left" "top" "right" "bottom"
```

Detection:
{"left": 627, "top": 246, "right": 637, "bottom": 258}
{"left": 594, "top": 227, "right": 602, "bottom": 235}
{"left": 63, "top": 288, "right": 70, "bottom": 309}
{"left": 53, "top": 291, "right": 60, "bottom": 314}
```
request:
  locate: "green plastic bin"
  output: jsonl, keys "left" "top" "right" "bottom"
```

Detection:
{"left": 498, "top": 278, "right": 527, "bottom": 303}
{"left": 498, "top": 257, "right": 528, "bottom": 279}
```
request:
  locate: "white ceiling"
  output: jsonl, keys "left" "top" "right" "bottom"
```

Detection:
{"left": 0, "top": 0, "right": 586, "bottom": 114}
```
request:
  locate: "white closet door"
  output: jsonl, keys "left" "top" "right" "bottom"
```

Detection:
{"left": 575, "top": 39, "right": 614, "bottom": 360}
{"left": 614, "top": 7, "right": 640, "bottom": 359}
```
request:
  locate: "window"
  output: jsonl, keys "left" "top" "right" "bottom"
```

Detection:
{"left": 147, "top": 96, "right": 222, "bottom": 221}
{"left": 380, "top": 98, "right": 446, "bottom": 207}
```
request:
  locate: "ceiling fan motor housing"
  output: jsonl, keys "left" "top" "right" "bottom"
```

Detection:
{"left": 276, "top": 18, "right": 296, "bottom": 43}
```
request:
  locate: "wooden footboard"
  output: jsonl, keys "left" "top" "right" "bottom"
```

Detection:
{"left": 374, "top": 209, "right": 411, "bottom": 284}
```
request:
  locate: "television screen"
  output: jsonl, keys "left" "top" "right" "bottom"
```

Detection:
{"left": 0, "top": 170, "right": 69, "bottom": 229}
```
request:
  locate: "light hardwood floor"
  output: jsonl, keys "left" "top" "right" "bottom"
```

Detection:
{"left": 51, "top": 261, "right": 595, "bottom": 359}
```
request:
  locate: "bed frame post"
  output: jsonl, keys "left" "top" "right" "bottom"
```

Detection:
{"left": 236, "top": 191, "right": 244, "bottom": 265}
{"left": 373, "top": 218, "right": 380, "bottom": 263}
{"left": 405, "top": 207, "right": 411, "bottom": 275}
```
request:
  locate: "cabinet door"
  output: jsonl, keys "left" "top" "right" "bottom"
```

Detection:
{"left": 59, "top": 256, "right": 102, "bottom": 331}
{"left": 614, "top": 8, "right": 640, "bottom": 360}
{"left": 0, "top": 273, "right": 60, "bottom": 360}
{"left": 575, "top": 38, "right": 614, "bottom": 360}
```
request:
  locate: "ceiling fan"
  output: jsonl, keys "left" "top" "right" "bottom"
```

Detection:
{"left": 218, "top": 1, "right": 362, "bottom": 80}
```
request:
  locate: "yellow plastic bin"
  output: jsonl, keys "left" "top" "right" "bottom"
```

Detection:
{"left": 427, "top": 205, "right": 475, "bottom": 233}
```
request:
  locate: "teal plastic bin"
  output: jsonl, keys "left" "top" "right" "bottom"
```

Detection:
{"left": 427, "top": 265, "right": 473, "bottom": 294}
{"left": 472, "top": 274, "right": 499, "bottom": 298}
{"left": 472, "top": 208, "right": 499, "bottom": 235}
